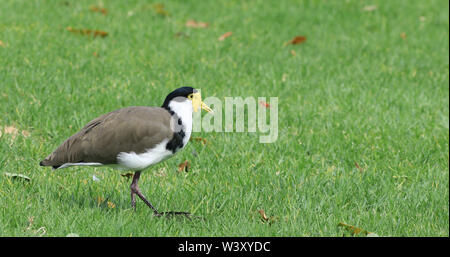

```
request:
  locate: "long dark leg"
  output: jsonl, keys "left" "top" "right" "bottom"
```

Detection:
{"left": 129, "top": 171, "right": 192, "bottom": 218}
{"left": 130, "top": 171, "right": 159, "bottom": 215}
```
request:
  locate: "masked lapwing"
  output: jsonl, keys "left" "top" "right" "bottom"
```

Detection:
{"left": 40, "top": 87, "right": 213, "bottom": 216}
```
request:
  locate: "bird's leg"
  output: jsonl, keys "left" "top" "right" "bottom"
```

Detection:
{"left": 130, "top": 171, "right": 159, "bottom": 215}
{"left": 130, "top": 190, "right": 136, "bottom": 211}
{"left": 130, "top": 171, "right": 192, "bottom": 219}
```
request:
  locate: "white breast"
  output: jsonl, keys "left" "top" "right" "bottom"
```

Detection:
{"left": 116, "top": 139, "right": 174, "bottom": 171}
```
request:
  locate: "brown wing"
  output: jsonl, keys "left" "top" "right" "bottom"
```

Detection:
{"left": 40, "top": 106, "right": 173, "bottom": 168}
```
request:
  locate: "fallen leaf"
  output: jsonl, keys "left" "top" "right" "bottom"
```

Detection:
{"left": 400, "top": 32, "right": 407, "bottom": 39}
{"left": 21, "top": 130, "right": 30, "bottom": 137}
{"left": 190, "top": 137, "right": 207, "bottom": 145}
{"left": 338, "top": 222, "right": 372, "bottom": 236}
{"left": 178, "top": 160, "right": 191, "bottom": 172}
{"left": 287, "top": 36, "right": 307, "bottom": 45}
{"left": 258, "top": 209, "right": 269, "bottom": 221}
{"left": 93, "top": 30, "right": 108, "bottom": 38}
{"left": 258, "top": 209, "right": 277, "bottom": 225}
{"left": 107, "top": 201, "right": 116, "bottom": 209}
{"left": 290, "top": 49, "right": 297, "bottom": 56}
{"left": 185, "top": 20, "right": 209, "bottom": 28}
{"left": 66, "top": 27, "right": 108, "bottom": 38}
{"left": 0, "top": 40, "right": 4, "bottom": 47}
{"left": 219, "top": 31, "right": 232, "bottom": 41}
{"left": 363, "top": 5, "right": 378, "bottom": 12}
{"left": 354, "top": 162, "right": 363, "bottom": 172}
{"left": 96, "top": 196, "right": 105, "bottom": 205}
{"left": 419, "top": 16, "right": 426, "bottom": 22}
{"left": 34, "top": 227, "right": 46, "bottom": 237}
{"left": 93, "top": 52, "right": 99, "bottom": 57}
{"left": 3, "top": 172, "right": 31, "bottom": 182}
{"left": 259, "top": 101, "right": 270, "bottom": 108}
{"left": 90, "top": 6, "right": 107, "bottom": 15}
{"left": 153, "top": 3, "right": 169, "bottom": 16}
{"left": 3, "top": 126, "right": 19, "bottom": 138}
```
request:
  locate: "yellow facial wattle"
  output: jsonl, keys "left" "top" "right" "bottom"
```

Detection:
{"left": 191, "top": 92, "right": 213, "bottom": 113}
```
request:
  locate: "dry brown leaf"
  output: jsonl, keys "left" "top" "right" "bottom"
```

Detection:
{"left": 190, "top": 137, "right": 207, "bottom": 145}
{"left": 4, "top": 126, "right": 18, "bottom": 134}
{"left": 96, "top": 196, "right": 105, "bottom": 205}
{"left": 93, "top": 52, "right": 99, "bottom": 57}
{"left": 153, "top": 3, "right": 169, "bottom": 16}
{"left": 185, "top": 20, "right": 209, "bottom": 28}
{"left": 0, "top": 40, "right": 4, "bottom": 47}
{"left": 258, "top": 209, "right": 277, "bottom": 225}
{"left": 259, "top": 101, "right": 270, "bottom": 108}
{"left": 107, "top": 201, "right": 115, "bottom": 209}
{"left": 66, "top": 27, "right": 108, "bottom": 38}
{"left": 258, "top": 209, "right": 269, "bottom": 221}
{"left": 290, "top": 49, "right": 297, "bottom": 56}
{"left": 3, "top": 126, "right": 19, "bottom": 139}
{"left": 354, "top": 162, "right": 363, "bottom": 172}
{"left": 219, "top": 31, "right": 232, "bottom": 41}
{"left": 178, "top": 160, "right": 191, "bottom": 172}
{"left": 287, "top": 36, "right": 307, "bottom": 45}
{"left": 93, "top": 30, "right": 108, "bottom": 38}
{"left": 363, "top": 5, "right": 378, "bottom": 12}
{"left": 21, "top": 130, "right": 30, "bottom": 137}
{"left": 400, "top": 32, "right": 407, "bottom": 39}
{"left": 90, "top": 6, "right": 107, "bottom": 15}
{"left": 338, "top": 222, "right": 370, "bottom": 236}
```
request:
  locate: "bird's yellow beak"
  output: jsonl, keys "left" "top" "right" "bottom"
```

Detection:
{"left": 192, "top": 92, "right": 213, "bottom": 113}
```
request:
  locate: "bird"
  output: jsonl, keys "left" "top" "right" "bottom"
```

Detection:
{"left": 40, "top": 87, "right": 213, "bottom": 217}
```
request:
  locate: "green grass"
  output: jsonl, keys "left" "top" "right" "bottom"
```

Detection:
{"left": 0, "top": 0, "right": 448, "bottom": 236}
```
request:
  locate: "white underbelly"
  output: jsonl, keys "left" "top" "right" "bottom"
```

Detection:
{"left": 116, "top": 139, "right": 174, "bottom": 171}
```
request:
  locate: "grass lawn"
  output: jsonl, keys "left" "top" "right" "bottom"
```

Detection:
{"left": 0, "top": 0, "right": 448, "bottom": 236}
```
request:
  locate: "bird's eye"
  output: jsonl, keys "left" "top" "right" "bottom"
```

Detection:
{"left": 188, "top": 94, "right": 193, "bottom": 99}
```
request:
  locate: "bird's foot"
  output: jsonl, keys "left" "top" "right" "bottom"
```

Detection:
{"left": 153, "top": 211, "right": 206, "bottom": 221}
{"left": 154, "top": 211, "right": 191, "bottom": 218}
